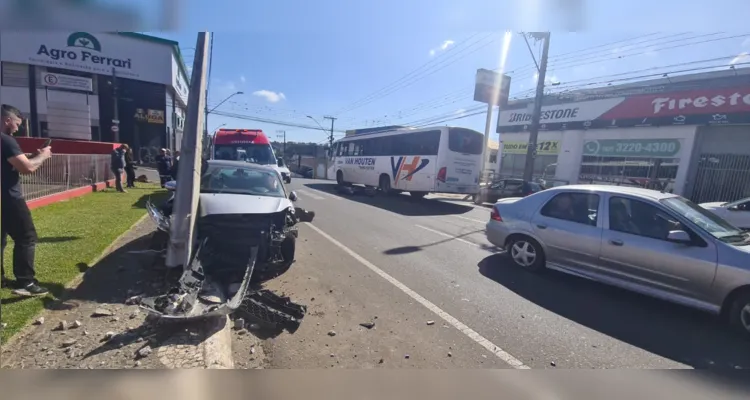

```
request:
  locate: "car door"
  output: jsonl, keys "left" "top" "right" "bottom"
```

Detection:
{"left": 530, "top": 191, "right": 604, "bottom": 272}
{"left": 484, "top": 181, "right": 505, "bottom": 202}
{"left": 501, "top": 180, "right": 525, "bottom": 197}
{"left": 599, "top": 195, "right": 718, "bottom": 300}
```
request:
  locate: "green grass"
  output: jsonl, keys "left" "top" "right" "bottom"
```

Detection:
{"left": 1, "top": 184, "right": 168, "bottom": 343}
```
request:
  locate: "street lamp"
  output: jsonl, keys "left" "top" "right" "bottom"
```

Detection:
{"left": 208, "top": 91, "right": 243, "bottom": 114}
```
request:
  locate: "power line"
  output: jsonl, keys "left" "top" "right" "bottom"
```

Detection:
{"left": 333, "top": 33, "right": 483, "bottom": 114}
{"left": 336, "top": 33, "right": 501, "bottom": 115}
{"left": 210, "top": 110, "right": 348, "bottom": 133}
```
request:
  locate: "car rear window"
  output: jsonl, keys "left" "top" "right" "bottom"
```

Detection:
{"left": 448, "top": 128, "right": 483, "bottom": 155}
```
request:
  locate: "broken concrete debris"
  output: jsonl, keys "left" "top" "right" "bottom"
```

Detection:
{"left": 56, "top": 321, "right": 69, "bottom": 331}
{"left": 72, "top": 320, "right": 82, "bottom": 328}
{"left": 137, "top": 346, "right": 153, "bottom": 358}
{"left": 104, "top": 331, "right": 116, "bottom": 341}
{"left": 92, "top": 308, "right": 114, "bottom": 317}
{"left": 34, "top": 317, "right": 45, "bottom": 325}
{"left": 359, "top": 322, "right": 375, "bottom": 329}
{"left": 61, "top": 338, "right": 77, "bottom": 348}
{"left": 426, "top": 321, "right": 435, "bottom": 326}
{"left": 327, "top": 330, "right": 337, "bottom": 337}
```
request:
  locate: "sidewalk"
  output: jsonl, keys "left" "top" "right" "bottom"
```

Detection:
{"left": 1, "top": 217, "right": 239, "bottom": 369}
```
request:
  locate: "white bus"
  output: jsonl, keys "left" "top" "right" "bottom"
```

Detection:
{"left": 330, "top": 126, "right": 484, "bottom": 198}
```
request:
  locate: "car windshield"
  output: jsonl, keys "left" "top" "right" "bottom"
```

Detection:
{"left": 200, "top": 165, "right": 285, "bottom": 198}
{"left": 214, "top": 144, "right": 276, "bottom": 165}
{"left": 661, "top": 196, "right": 744, "bottom": 240}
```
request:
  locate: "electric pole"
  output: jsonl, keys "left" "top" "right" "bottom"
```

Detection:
{"left": 111, "top": 67, "right": 120, "bottom": 143}
{"left": 323, "top": 116, "right": 336, "bottom": 149}
{"left": 522, "top": 32, "right": 551, "bottom": 182}
{"left": 276, "top": 130, "right": 286, "bottom": 157}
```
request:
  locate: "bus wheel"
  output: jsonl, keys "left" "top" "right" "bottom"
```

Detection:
{"left": 410, "top": 191, "right": 426, "bottom": 199}
{"left": 379, "top": 175, "right": 392, "bottom": 195}
{"left": 336, "top": 170, "right": 345, "bottom": 186}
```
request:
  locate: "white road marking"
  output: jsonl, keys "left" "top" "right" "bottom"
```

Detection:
{"left": 306, "top": 223, "right": 529, "bottom": 369}
{"left": 310, "top": 189, "right": 342, "bottom": 200}
{"left": 448, "top": 214, "right": 487, "bottom": 224}
{"left": 416, "top": 224, "right": 485, "bottom": 249}
{"left": 296, "top": 190, "right": 325, "bottom": 201}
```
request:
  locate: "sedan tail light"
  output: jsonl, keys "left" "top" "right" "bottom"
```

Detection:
{"left": 490, "top": 206, "right": 503, "bottom": 222}
{"left": 437, "top": 167, "right": 447, "bottom": 183}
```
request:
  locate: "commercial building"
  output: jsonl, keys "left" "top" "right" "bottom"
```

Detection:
{"left": 496, "top": 68, "right": 750, "bottom": 203}
{"left": 0, "top": 31, "right": 190, "bottom": 162}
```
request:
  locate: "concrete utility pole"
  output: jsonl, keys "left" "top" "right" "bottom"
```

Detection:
{"left": 111, "top": 67, "right": 120, "bottom": 143}
{"left": 323, "top": 116, "right": 337, "bottom": 149}
{"left": 276, "top": 130, "right": 286, "bottom": 156}
{"left": 522, "top": 32, "right": 551, "bottom": 182}
{"left": 166, "top": 32, "right": 211, "bottom": 269}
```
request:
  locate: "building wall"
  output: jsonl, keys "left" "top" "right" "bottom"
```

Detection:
{"left": 496, "top": 125, "right": 697, "bottom": 194}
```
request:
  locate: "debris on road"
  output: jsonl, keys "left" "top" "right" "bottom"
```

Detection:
{"left": 234, "top": 318, "right": 245, "bottom": 330}
{"left": 359, "top": 322, "right": 375, "bottom": 329}
{"left": 55, "top": 321, "right": 69, "bottom": 331}
{"left": 405, "top": 354, "right": 410, "bottom": 359}
{"left": 92, "top": 308, "right": 114, "bottom": 317}
{"left": 125, "top": 295, "right": 142, "bottom": 305}
{"left": 61, "top": 338, "right": 77, "bottom": 348}
{"left": 550, "top": 361, "right": 556, "bottom": 367}
{"left": 378, "top": 358, "right": 384, "bottom": 364}
{"left": 34, "top": 317, "right": 45, "bottom": 325}
{"left": 448, "top": 352, "right": 452, "bottom": 357}
{"left": 104, "top": 331, "right": 116, "bottom": 341}
{"left": 72, "top": 320, "right": 82, "bottom": 329}
{"left": 327, "top": 330, "right": 337, "bottom": 337}
{"left": 426, "top": 320, "right": 435, "bottom": 326}
{"left": 137, "top": 346, "right": 153, "bottom": 358}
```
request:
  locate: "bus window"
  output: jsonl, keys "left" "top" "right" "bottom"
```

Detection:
{"left": 448, "top": 128, "right": 483, "bottom": 154}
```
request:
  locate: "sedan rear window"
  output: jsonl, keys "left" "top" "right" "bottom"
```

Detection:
{"left": 541, "top": 192, "right": 600, "bottom": 226}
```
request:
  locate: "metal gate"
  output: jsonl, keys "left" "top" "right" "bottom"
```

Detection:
{"left": 690, "top": 153, "right": 750, "bottom": 204}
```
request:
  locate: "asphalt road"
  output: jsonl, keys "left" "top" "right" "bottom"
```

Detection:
{"left": 252, "top": 177, "right": 750, "bottom": 370}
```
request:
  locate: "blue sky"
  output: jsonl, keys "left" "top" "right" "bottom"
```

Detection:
{"left": 143, "top": 0, "right": 750, "bottom": 144}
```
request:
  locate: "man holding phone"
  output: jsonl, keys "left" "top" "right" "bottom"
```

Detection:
{"left": 1, "top": 104, "right": 52, "bottom": 296}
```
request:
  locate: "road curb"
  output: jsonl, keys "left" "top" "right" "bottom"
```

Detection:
{"left": 1, "top": 213, "right": 152, "bottom": 349}
{"left": 202, "top": 316, "right": 234, "bottom": 369}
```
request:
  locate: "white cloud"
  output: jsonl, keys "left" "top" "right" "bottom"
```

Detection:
{"left": 730, "top": 52, "right": 750, "bottom": 65}
{"left": 240, "top": 75, "right": 246, "bottom": 84}
{"left": 429, "top": 39, "right": 454, "bottom": 56}
{"left": 253, "top": 90, "right": 286, "bottom": 103}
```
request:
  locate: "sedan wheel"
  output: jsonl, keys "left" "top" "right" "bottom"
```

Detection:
{"left": 729, "top": 292, "right": 750, "bottom": 337}
{"left": 508, "top": 237, "right": 545, "bottom": 272}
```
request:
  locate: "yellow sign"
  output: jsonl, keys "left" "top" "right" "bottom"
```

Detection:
{"left": 502, "top": 140, "right": 560, "bottom": 155}
{"left": 147, "top": 109, "right": 165, "bottom": 124}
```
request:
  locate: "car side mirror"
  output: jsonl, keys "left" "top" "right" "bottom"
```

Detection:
{"left": 289, "top": 191, "right": 298, "bottom": 202}
{"left": 666, "top": 230, "right": 691, "bottom": 244}
{"left": 165, "top": 180, "right": 177, "bottom": 191}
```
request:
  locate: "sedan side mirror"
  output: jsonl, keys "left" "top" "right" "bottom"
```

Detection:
{"left": 289, "top": 191, "right": 298, "bottom": 202}
{"left": 666, "top": 230, "right": 691, "bottom": 244}
{"left": 165, "top": 180, "right": 177, "bottom": 191}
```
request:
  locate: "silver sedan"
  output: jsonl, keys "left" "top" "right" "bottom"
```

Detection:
{"left": 484, "top": 184, "right": 750, "bottom": 337}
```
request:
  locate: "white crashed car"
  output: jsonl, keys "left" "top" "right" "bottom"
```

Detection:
{"left": 700, "top": 197, "right": 750, "bottom": 231}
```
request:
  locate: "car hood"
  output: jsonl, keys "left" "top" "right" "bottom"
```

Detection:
{"left": 699, "top": 202, "right": 726, "bottom": 209}
{"left": 199, "top": 193, "right": 292, "bottom": 217}
{"left": 277, "top": 166, "right": 291, "bottom": 174}
{"left": 495, "top": 197, "right": 523, "bottom": 204}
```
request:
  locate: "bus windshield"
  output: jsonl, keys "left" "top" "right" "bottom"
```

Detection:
{"left": 448, "top": 128, "right": 483, "bottom": 155}
{"left": 214, "top": 144, "right": 276, "bottom": 165}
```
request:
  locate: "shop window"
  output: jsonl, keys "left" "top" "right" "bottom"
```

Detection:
{"left": 578, "top": 155, "right": 678, "bottom": 192}
{"left": 500, "top": 154, "right": 557, "bottom": 177}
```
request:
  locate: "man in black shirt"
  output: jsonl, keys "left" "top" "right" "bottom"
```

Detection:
{"left": 1, "top": 104, "right": 52, "bottom": 296}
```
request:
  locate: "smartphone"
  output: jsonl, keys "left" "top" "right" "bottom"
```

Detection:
{"left": 41, "top": 139, "right": 52, "bottom": 149}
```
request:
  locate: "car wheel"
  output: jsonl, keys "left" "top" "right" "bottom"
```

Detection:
{"left": 506, "top": 236, "right": 545, "bottom": 272}
{"left": 473, "top": 194, "right": 483, "bottom": 205}
{"left": 336, "top": 170, "right": 345, "bottom": 186}
{"left": 728, "top": 290, "right": 750, "bottom": 338}
{"left": 409, "top": 191, "right": 426, "bottom": 199}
